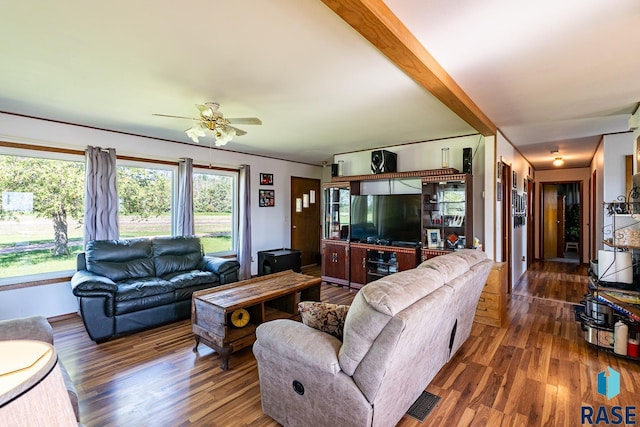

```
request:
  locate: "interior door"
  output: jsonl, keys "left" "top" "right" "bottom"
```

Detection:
{"left": 543, "top": 185, "right": 558, "bottom": 259}
{"left": 526, "top": 178, "right": 534, "bottom": 266}
{"left": 557, "top": 195, "right": 566, "bottom": 257}
{"left": 500, "top": 162, "right": 512, "bottom": 292}
{"left": 291, "top": 177, "right": 321, "bottom": 267}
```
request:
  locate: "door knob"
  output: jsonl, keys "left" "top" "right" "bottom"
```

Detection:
{"left": 292, "top": 225, "right": 297, "bottom": 229}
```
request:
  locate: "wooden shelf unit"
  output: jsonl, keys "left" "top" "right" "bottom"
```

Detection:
{"left": 474, "top": 262, "right": 507, "bottom": 327}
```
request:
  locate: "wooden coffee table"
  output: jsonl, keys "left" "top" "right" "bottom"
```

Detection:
{"left": 191, "top": 270, "right": 321, "bottom": 370}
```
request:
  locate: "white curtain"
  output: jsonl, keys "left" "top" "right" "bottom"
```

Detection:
{"left": 238, "top": 165, "right": 252, "bottom": 279}
{"left": 177, "top": 158, "right": 194, "bottom": 236}
{"left": 84, "top": 146, "right": 118, "bottom": 244}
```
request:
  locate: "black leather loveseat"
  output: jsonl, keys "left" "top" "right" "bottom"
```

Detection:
{"left": 71, "top": 236, "right": 240, "bottom": 342}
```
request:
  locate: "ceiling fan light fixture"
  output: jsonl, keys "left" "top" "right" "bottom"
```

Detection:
{"left": 214, "top": 127, "right": 236, "bottom": 146}
{"left": 185, "top": 123, "right": 207, "bottom": 143}
{"left": 553, "top": 157, "right": 564, "bottom": 167}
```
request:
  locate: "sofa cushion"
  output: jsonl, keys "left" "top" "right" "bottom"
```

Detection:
{"left": 298, "top": 302, "right": 350, "bottom": 339}
{"left": 152, "top": 236, "right": 202, "bottom": 277}
{"left": 86, "top": 238, "right": 155, "bottom": 282}
{"left": 115, "top": 277, "right": 174, "bottom": 301}
{"left": 338, "top": 268, "right": 446, "bottom": 376}
{"left": 114, "top": 278, "right": 175, "bottom": 315}
{"left": 162, "top": 270, "right": 218, "bottom": 289}
{"left": 417, "top": 253, "right": 469, "bottom": 282}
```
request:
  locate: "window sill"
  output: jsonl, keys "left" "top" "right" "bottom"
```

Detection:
{"left": 0, "top": 270, "right": 74, "bottom": 291}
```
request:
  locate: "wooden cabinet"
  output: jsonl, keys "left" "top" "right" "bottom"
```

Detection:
{"left": 321, "top": 240, "right": 350, "bottom": 287}
{"left": 350, "top": 243, "right": 419, "bottom": 290}
{"left": 474, "top": 262, "right": 507, "bottom": 327}
{"left": 349, "top": 244, "right": 368, "bottom": 290}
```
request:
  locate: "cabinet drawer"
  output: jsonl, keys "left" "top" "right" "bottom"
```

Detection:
{"left": 483, "top": 270, "right": 501, "bottom": 294}
{"left": 474, "top": 312, "right": 502, "bottom": 327}
{"left": 477, "top": 292, "right": 499, "bottom": 309}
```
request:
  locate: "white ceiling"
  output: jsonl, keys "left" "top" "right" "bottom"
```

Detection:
{"left": 0, "top": 1, "right": 638, "bottom": 169}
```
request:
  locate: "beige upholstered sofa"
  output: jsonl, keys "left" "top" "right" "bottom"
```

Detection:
{"left": 253, "top": 249, "right": 493, "bottom": 427}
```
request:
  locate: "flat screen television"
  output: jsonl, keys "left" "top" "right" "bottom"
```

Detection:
{"left": 350, "top": 194, "right": 422, "bottom": 246}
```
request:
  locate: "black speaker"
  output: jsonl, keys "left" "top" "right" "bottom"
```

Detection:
{"left": 331, "top": 163, "right": 339, "bottom": 177}
{"left": 463, "top": 147, "right": 472, "bottom": 174}
{"left": 371, "top": 150, "right": 397, "bottom": 174}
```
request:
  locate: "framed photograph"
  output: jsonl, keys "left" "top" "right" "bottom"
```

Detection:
{"left": 496, "top": 162, "right": 503, "bottom": 179}
{"left": 512, "top": 171, "right": 517, "bottom": 189}
{"left": 260, "top": 173, "right": 273, "bottom": 185}
{"left": 426, "top": 228, "right": 441, "bottom": 249}
{"left": 497, "top": 181, "right": 502, "bottom": 201}
{"left": 259, "top": 189, "right": 275, "bottom": 207}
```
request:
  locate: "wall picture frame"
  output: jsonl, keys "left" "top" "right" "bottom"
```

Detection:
{"left": 260, "top": 173, "right": 273, "bottom": 185}
{"left": 426, "top": 228, "right": 441, "bottom": 248}
{"left": 512, "top": 171, "right": 517, "bottom": 189}
{"left": 259, "top": 189, "right": 275, "bottom": 207}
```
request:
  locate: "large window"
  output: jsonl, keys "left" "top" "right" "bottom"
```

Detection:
{"left": 193, "top": 170, "right": 238, "bottom": 255}
{"left": 0, "top": 153, "right": 85, "bottom": 279}
{"left": 117, "top": 163, "right": 174, "bottom": 239}
{"left": 0, "top": 148, "right": 238, "bottom": 282}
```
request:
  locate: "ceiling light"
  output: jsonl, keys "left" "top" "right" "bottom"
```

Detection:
{"left": 553, "top": 157, "right": 564, "bottom": 167}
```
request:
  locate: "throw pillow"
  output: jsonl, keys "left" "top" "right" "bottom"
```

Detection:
{"left": 298, "top": 301, "right": 350, "bottom": 340}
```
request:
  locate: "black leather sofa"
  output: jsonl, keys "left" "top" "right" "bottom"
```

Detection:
{"left": 71, "top": 236, "right": 240, "bottom": 342}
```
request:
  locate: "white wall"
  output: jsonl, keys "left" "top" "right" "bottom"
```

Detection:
{"left": 591, "top": 140, "right": 605, "bottom": 257}
{"left": 333, "top": 134, "right": 490, "bottom": 252}
{"left": 495, "top": 132, "right": 533, "bottom": 287}
{"left": 0, "top": 112, "right": 322, "bottom": 319}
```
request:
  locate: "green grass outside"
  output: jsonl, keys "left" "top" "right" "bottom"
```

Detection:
{"left": 0, "top": 211, "right": 234, "bottom": 279}
{"left": 0, "top": 236, "right": 232, "bottom": 279}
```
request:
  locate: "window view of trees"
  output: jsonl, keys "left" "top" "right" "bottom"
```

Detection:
{"left": 117, "top": 165, "right": 173, "bottom": 239}
{"left": 0, "top": 153, "right": 238, "bottom": 280}
{"left": 193, "top": 171, "right": 236, "bottom": 254}
{"left": 0, "top": 155, "right": 85, "bottom": 278}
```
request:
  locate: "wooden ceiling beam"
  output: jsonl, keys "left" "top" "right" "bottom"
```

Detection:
{"left": 321, "top": 0, "right": 497, "bottom": 136}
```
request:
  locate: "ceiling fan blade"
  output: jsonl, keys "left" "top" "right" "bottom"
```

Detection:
{"left": 153, "top": 113, "right": 198, "bottom": 121}
{"left": 229, "top": 126, "right": 247, "bottom": 136}
{"left": 227, "top": 117, "right": 262, "bottom": 125}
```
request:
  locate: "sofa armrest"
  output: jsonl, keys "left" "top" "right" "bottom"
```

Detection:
{"left": 255, "top": 319, "right": 343, "bottom": 375}
{"left": 0, "top": 316, "right": 54, "bottom": 344}
{"left": 71, "top": 270, "right": 118, "bottom": 296}
{"left": 199, "top": 256, "right": 240, "bottom": 275}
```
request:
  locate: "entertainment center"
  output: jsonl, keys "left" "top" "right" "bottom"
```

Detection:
{"left": 321, "top": 168, "right": 473, "bottom": 290}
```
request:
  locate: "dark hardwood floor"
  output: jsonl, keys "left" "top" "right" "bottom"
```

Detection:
{"left": 51, "top": 262, "right": 640, "bottom": 426}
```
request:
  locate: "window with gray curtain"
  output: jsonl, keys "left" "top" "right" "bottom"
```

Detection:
{"left": 84, "top": 146, "right": 118, "bottom": 243}
{"left": 177, "top": 158, "right": 194, "bottom": 236}
{"left": 238, "top": 165, "right": 251, "bottom": 280}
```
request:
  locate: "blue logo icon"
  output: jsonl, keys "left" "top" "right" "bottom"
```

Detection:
{"left": 597, "top": 367, "right": 620, "bottom": 400}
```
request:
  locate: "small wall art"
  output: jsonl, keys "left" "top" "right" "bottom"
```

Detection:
{"left": 512, "top": 171, "right": 517, "bottom": 189}
{"left": 260, "top": 173, "right": 273, "bottom": 185}
{"left": 259, "top": 189, "right": 275, "bottom": 207}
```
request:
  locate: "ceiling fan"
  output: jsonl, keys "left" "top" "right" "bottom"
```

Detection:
{"left": 153, "top": 102, "right": 262, "bottom": 146}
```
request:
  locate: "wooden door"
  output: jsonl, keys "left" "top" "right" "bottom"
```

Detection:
{"left": 291, "top": 177, "right": 321, "bottom": 267}
{"left": 557, "top": 195, "right": 566, "bottom": 257}
{"left": 543, "top": 185, "right": 558, "bottom": 259}
{"left": 321, "top": 240, "right": 349, "bottom": 286}
{"left": 500, "top": 162, "right": 512, "bottom": 292}
{"left": 526, "top": 179, "right": 534, "bottom": 266}
{"left": 349, "top": 245, "right": 367, "bottom": 289}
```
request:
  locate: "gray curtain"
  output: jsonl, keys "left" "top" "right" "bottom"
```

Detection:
{"left": 84, "top": 146, "right": 118, "bottom": 244}
{"left": 238, "top": 164, "right": 252, "bottom": 279}
{"left": 177, "top": 158, "right": 194, "bottom": 236}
